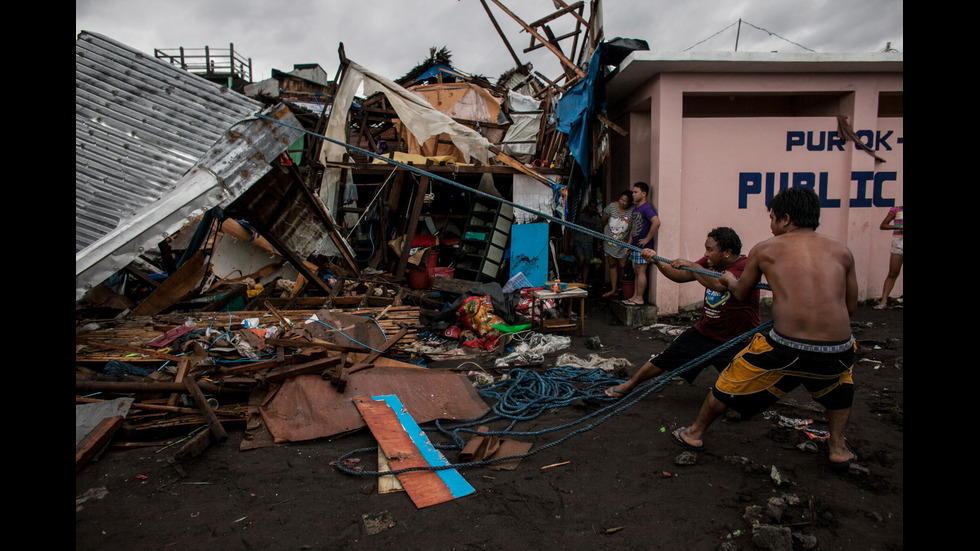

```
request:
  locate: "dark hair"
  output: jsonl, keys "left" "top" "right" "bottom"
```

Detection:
{"left": 767, "top": 187, "right": 820, "bottom": 229}
{"left": 632, "top": 181, "right": 649, "bottom": 195}
{"left": 707, "top": 227, "right": 742, "bottom": 255}
{"left": 618, "top": 189, "right": 632, "bottom": 201}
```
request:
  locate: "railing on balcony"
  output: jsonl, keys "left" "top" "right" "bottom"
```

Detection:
{"left": 154, "top": 43, "right": 252, "bottom": 84}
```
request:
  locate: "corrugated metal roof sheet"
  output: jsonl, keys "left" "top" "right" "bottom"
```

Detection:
{"left": 75, "top": 31, "right": 303, "bottom": 301}
{"left": 76, "top": 31, "right": 265, "bottom": 253}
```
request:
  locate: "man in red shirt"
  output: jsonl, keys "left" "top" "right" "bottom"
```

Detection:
{"left": 605, "top": 227, "right": 760, "bottom": 397}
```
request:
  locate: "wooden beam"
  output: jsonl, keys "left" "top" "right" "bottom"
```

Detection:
{"left": 479, "top": 0, "right": 527, "bottom": 73}
{"left": 597, "top": 113, "right": 628, "bottom": 136}
{"left": 168, "top": 358, "right": 191, "bottom": 408}
{"left": 394, "top": 174, "right": 430, "bottom": 278}
{"left": 76, "top": 415, "right": 124, "bottom": 472}
{"left": 74, "top": 338, "right": 185, "bottom": 363}
{"left": 129, "top": 250, "right": 209, "bottom": 317}
{"left": 489, "top": 146, "right": 551, "bottom": 185}
{"left": 528, "top": 0, "right": 585, "bottom": 27}
{"left": 183, "top": 377, "right": 228, "bottom": 441}
{"left": 75, "top": 379, "right": 252, "bottom": 395}
{"left": 487, "top": 0, "right": 584, "bottom": 79}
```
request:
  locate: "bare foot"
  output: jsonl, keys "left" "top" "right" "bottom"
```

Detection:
{"left": 829, "top": 447, "right": 857, "bottom": 465}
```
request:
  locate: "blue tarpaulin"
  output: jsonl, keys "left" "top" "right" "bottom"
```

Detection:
{"left": 555, "top": 48, "right": 602, "bottom": 180}
{"left": 554, "top": 39, "right": 649, "bottom": 179}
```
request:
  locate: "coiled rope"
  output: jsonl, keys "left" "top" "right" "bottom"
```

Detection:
{"left": 333, "top": 318, "right": 773, "bottom": 477}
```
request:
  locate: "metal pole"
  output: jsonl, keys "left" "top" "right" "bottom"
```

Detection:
{"left": 735, "top": 19, "right": 741, "bottom": 51}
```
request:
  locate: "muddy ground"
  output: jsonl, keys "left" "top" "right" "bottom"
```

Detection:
{"left": 75, "top": 289, "right": 903, "bottom": 551}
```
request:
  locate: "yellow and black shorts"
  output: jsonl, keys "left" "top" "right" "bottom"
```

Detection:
{"left": 712, "top": 330, "right": 855, "bottom": 418}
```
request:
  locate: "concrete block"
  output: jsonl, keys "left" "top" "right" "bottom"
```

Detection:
{"left": 611, "top": 301, "right": 658, "bottom": 328}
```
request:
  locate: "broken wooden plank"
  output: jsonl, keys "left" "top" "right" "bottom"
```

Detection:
{"left": 377, "top": 447, "right": 405, "bottom": 494}
{"left": 168, "top": 358, "right": 191, "bottom": 408}
{"left": 353, "top": 395, "right": 474, "bottom": 508}
{"left": 171, "top": 427, "right": 213, "bottom": 462}
{"left": 394, "top": 174, "right": 431, "bottom": 278}
{"left": 264, "top": 354, "right": 343, "bottom": 383}
{"left": 130, "top": 249, "right": 209, "bottom": 317}
{"left": 485, "top": 0, "right": 584, "bottom": 80}
{"left": 76, "top": 415, "right": 124, "bottom": 472}
{"left": 75, "top": 379, "right": 253, "bottom": 396}
{"left": 74, "top": 338, "right": 185, "bottom": 363}
{"left": 333, "top": 326, "right": 411, "bottom": 391}
{"left": 183, "top": 377, "right": 228, "bottom": 441}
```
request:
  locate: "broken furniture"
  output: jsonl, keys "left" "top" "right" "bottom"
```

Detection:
{"left": 529, "top": 286, "right": 588, "bottom": 336}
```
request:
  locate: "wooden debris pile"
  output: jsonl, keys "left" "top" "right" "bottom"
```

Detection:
{"left": 75, "top": 303, "right": 422, "bottom": 471}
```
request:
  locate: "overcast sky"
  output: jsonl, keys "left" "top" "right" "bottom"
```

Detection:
{"left": 76, "top": 0, "right": 903, "bottom": 85}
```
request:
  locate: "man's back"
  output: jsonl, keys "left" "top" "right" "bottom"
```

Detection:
{"left": 753, "top": 230, "right": 857, "bottom": 341}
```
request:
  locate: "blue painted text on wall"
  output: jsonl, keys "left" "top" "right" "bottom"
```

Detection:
{"left": 786, "top": 130, "right": 901, "bottom": 152}
{"left": 738, "top": 171, "right": 897, "bottom": 209}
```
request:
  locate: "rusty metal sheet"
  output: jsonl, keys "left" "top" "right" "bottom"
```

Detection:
{"left": 258, "top": 364, "right": 489, "bottom": 443}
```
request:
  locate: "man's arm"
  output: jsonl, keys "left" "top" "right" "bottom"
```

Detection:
{"left": 642, "top": 249, "right": 696, "bottom": 283}
{"left": 845, "top": 250, "right": 858, "bottom": 316}
{"left": 720, "top": 245, "right": 763, "bottom": 301}
{"left": 638, "top": 215, "right": 660, "bottom": 247}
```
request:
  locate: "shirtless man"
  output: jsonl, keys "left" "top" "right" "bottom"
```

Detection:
{"left": 671, "top": 187, "right": 859, "bottom": 472}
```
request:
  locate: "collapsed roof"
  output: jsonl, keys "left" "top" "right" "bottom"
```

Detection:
{"left": 75, "top": 31, "right": 304, "bottom": 302}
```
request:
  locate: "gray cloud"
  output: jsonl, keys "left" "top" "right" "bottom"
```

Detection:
{"left": 76, "top": 0, "right": 902, "bottom": 84}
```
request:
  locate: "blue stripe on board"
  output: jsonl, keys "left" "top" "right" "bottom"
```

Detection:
{"left": 372, "top": 395, "right": 475, "bottom": 498}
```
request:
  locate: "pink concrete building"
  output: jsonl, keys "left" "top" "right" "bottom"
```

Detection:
{"left": 602, "top": 51, "right": 903, "bottom": 314}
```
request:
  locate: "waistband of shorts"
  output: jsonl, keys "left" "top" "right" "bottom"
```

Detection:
{"left": 768, "top": 329, "right": 854, "bottom": 354}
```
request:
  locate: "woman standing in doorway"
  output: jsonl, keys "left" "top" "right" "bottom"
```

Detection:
{"left": 875, "top": 205, "right": 903, "bottom": 309}
{"left": 599, "top": 189, "right": 635, "bottom": 298}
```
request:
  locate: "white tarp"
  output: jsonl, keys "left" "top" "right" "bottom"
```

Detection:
{"left": 318, "top": 61, "right": 494, "bottom": 211}
{"left": 500, "top": 90, "right": 543, "bottom": 162}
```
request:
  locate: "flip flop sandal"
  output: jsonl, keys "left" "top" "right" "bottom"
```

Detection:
{"left": 672, "top": 427, "right": 705, "bottom": 452}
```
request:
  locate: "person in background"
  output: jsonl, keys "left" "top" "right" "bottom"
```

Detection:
{"left": 604, "top": 227, "right": 760, "bottom": 397}
{"left": 571, "top": 199, "right": 600, "bottom": 283}
{"left": 875, "top": 205, "right": 903, "bottom": 309}
{"left": 623, "top": 182, "right": 660, "bottom": 306}
{"left": 599, "top": 190, "right": 635, "bottom": 298}
{"left": 673, "top": 187, "right": 859, "bottom": 472}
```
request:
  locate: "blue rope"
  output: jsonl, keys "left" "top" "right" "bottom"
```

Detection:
{"left": 333, "top": 319, "right": 774, "bottom": 476}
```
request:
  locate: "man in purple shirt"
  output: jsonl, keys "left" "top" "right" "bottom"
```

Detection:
{"left": 623, "top": 181, "right": 660, "bottom": 306}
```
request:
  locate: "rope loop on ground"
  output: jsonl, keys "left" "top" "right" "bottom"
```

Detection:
{"left": 333, "top": 319, "right": 774, "bottom": 477}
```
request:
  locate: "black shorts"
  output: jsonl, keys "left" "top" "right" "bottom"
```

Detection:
{"left": 652, "top": 327, "right": 750, "bottom": 384}
{"left": 712, "top": 330, "right": 856, "bottom": 419}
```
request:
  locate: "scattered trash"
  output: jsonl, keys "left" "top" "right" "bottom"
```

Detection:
{"left": 674, "top": 452, "right": 698, "bottom": 465}
{"left": 769, "top": 465, "right": 786, "bottom": 486}
{"left": 554, "top": 352, "right": 630, "bottom": 372}
{"left": 362, "top": 511, "right": 396, "bottom": 535}
{"left": 585, "top": 335, "right": 604, "bottom": 350}
{"left": 796, "top": 440, "right": 818, "bottom": 453}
